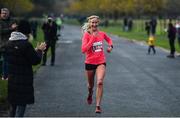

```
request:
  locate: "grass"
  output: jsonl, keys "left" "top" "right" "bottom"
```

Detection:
{"left": 0, "top": 80, "right": 7, "bottom": 104}
{"left": 31, "top": 26, "right": 46, "bottom": 72}
{"left": 0, "top": 26, "right": 45, "bottom": 110}
{"left": 100, "top": 25, "right": 180, "bottom": 52}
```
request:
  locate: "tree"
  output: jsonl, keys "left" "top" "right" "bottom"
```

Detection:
{"left": 134, "top": 0, "right": 167, "bottom": 16}
{"left": 65, "top": 0, "right": 179, "bottom": 18}
{"left": 0, "top": 0, "right": 34, "bottom": 15}
{"left": 164, "top": 0, "right": 180, "bottom": 18}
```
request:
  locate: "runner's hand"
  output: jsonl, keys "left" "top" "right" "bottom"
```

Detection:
{"left": 107, "top": 46, "right": 113, "bottom": 53}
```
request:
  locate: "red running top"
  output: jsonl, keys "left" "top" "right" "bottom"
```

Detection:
{"left": 81, "top": 31, "right": 113, "bottom": 64}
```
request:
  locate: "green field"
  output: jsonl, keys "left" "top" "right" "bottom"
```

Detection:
{"left": 100, "top": 26, "right": 180, "bottom": 52}
{"left": 100, "top": 19, "right": 180, "bottom": 52}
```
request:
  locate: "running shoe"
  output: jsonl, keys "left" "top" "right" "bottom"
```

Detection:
{"left": 87, "top": 94, "right": 92, "bottom": 105}
{"left": 95, "top": 106, "right": 101, "bottom": 113}
{"left": 167, "top": 55, "right": 175, "bottom": 58}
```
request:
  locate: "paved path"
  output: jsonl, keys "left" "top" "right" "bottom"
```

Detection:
{"left": 25, "top": 25, "right": 180, "bottom": 117}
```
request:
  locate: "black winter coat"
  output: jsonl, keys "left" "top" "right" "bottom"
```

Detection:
{"left": 42, "top": 21, "right": 57, "bottom": 42}
{"left": 5, "top": 32, "right": 42, "bottom": 105}
{"left": 168, "top": 24, "right": 176, "bottom": 40}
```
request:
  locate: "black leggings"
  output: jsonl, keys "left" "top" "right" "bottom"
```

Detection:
{"left": 169, "top": 38, "right": 175, "bottom": 55}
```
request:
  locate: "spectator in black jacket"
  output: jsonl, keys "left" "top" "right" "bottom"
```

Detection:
{"left": 145, "top": 21, "right": 151, "bottom": 36}
{"left": 0, "top": 8, "right": 17, "bottom": 80}
{"left": 4, "top": 19, "right": 46, "bottom": 117}
{"left": 42, "top": 16, "right": 57, "bottom": 66}
{"left": 150, "top": 17, "right": 157, "bottom": 35}
{"left": 167, "top": 22, "right": 176, "bottom": 58}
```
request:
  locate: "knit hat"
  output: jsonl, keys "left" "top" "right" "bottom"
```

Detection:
{"left": 18, "top": 19, "right": 31, "bottom": 35}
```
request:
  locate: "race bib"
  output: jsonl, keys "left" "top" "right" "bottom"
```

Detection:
{"left": 92, "top": 41, "right": 103, "bottom": 52}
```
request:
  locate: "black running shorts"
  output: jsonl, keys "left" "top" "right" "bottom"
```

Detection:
{"left": 85, "top": 63, "right": 106, "bottom": 70}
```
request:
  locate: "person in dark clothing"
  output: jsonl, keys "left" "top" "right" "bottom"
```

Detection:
{"left": 30, "top": 19, "right": 38, "bottom": 40}
{"left": 145, "top": 21, "right": 151, "bottom": 36}
{"left": 167, "top": 22, "right": 176, "bottom": 58}
{"left": 4, "top": 19, "right": 46, "bottom": 117}
{"left": 123, "top": 17, "right": 128, "bottom": 31}
{"left": 0, "top": 8, "right": 17, "bottom": 80}
{"left": 175, "top": 21, "right": 180, "bottom": 48}
{"left": 150, "top": 18, "right": 157, "bottom": 35}
{"left": 42, "top": 16, "right": 57, "bottom": 66}
{"left": 78, "top": 16, "right": 86, "bottom": 25}
{"left": 128, "top": 18, "right": 133, "bottom": 31}
{"left": 104, "top": 18, "right": 109, "bottom": 27}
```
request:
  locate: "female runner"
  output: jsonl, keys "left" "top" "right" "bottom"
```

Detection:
{"left": 81, "top": 15, "right": 113, "bottom": 113}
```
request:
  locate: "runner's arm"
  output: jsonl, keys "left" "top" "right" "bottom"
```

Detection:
{"left": 104, "top": 33, "right": 113, "bottom": 48}
{"left": 81, "top": 33, "right": 94, "bottom": 53}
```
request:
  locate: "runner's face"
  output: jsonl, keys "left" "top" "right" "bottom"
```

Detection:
{"left": 90, "top": 18, "right": 99, "bottom": 31}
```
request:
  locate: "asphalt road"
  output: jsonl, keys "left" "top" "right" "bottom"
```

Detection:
{"left": 25, "top": 25, "right": 180, "bottom": 117}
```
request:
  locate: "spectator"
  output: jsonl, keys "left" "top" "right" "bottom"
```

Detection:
{"left": 4, "top": 19, "right": 46, "bottom": 117}
{"left": 42, "top": 16, "right": 58, "bottom": 66}
{"left": 145, "top": 21, "right": 151, "bottom": 36}
{"left": 56, "top": 17, "right": 62, "bottom": 36}
{"left": 150, "top": 17, "right": 157, "bottom": 35}
{"left": 0, "top": 8, "right": 17, "bottom": 80}
{"left": 78, "top": 16, "right": 86, "bottom": 25}
{"left": 167, "top": 22, "right": 176, "bottom": 58}
{"left": 30, "top": 19, "right": 38, "bottom": 40}
{"left": 104, "top": 18, "right": 109, "bottom": 27}
{"left": 175, "top": 20, "right": 180, "bottom": 48}
{"left": 147, "top": 34, "right": 156, "bottom": 55}
{"left": 123, "top": 17, "right": 128, "bottom": 31}
{"left": 128, "top": 18, "right": 133, "bottom": 31}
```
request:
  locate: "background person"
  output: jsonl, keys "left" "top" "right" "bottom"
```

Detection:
{"left": 30, "top": 19, "right": 38, "bottom": 40}
{"left": 147, "top": 34, "right": 156, "bottom": 54}
{"left": 0, "top": 8, "right": 17, "bottom": 80}
{"left": 56, "top": 16, "right": 62, "bottom": 37}
{"left": 145, "top": 21, "right": 151, "bottom": 36}
{"left": 150, "top": 17, "right": 157, "bottom": 35}
{"left": 167, "top": 22, "right": 176, "bottom": 58}
{"left": 41, "top": 16, "right": 58, "bottom": 66}
{"left": 175, "top": 20, "right": 180, "bottom": 48}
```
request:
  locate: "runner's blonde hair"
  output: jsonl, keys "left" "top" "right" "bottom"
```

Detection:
{"left": 87, "top": 15, "right": 100, "bottom": 22}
